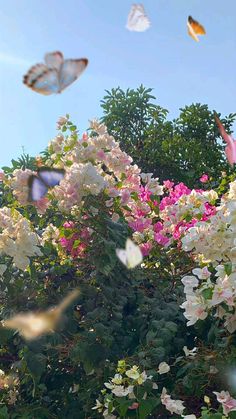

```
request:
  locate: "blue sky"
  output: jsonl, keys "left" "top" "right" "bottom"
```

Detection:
{"left": 0, "top": 0, "right": 235, "bottom": 166}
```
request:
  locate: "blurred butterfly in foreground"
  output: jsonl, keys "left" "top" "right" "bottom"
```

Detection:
{"left": 126, "top": 4, "right": 150, "bottom": 32}
{"left": 116, "top": 238, "right": 143, "bottom": 269}
{"left": 215, "top": 116, "right": 236, "bottom": 166}
{"left": 23, "top": 51, "right": 88, "bottom": 95}
{"left": 28, "top": 167, "right": 65, "bottom": 201}
{"left": 2, "top": 289, "right": 80, "bottom": 340}
{"left": 187, "top": 16, "right": 206, "bottom": 42}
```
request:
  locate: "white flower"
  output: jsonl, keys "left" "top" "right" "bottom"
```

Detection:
{"left": 92, "top": 399, "right": 103, "bottom": 412}
{"left": 182, "top": 415, "right": 197, "bottom": 419}
{"left": 161, "top": 387, "right": 185, "bottom": 415}
{"left": 183, "top": 346, "right": 197, "bottom": 357}
{"left": 158, "top": 362, "right": 170, "bottom": 375}
{"left": 126, "top": 365, "right": 140, "bottom": 380}
{"left": 192, "top": 267, "right": 211, "bottom": 280}
{"left": 112, "top": 385, "right": 134, "bottom": 397}
{"left": 112, "top": 374, "right": 123, "bottom": 385}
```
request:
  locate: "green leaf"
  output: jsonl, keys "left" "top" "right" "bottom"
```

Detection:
{"left": 0, "top": 406, "right": 9, "bottom": 419}
{"left": 25, "top": 351, "right": 47, "bottom": 385}
{"left": 138, "top": 398, "right": 160, "bottom": 419}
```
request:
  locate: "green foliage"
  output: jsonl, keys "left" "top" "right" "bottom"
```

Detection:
{"left": 101, "top": 86, "right": 236, "bottom": 186}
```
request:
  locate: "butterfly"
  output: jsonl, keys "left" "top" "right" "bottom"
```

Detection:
{"left": 187, "top": 16, "right": 206, "bottom": 42}
{"left": 23, "top": 51, "right": 88, "bottom": 95}
{"left": 215, "top": 116, "right": 236, "bottom": 166}
{"left": 126, "top": 4, "right": 150, "bottom": 32}
{"left": 2, "top": 289, "right": 80, "bottom": 340}
{"left": 28, "top": 167, "right": 65, "bottom": 201}
{"left": 116, "top": 238, "right": 143, "bottom": 269}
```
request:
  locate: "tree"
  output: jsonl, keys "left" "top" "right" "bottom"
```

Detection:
{"left": 101, "top": 86, "right": 236, "bottom": 186}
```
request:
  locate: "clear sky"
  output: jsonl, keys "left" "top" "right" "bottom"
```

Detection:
{"left": 0, "top": 0, "right": 235, "bottom": 166}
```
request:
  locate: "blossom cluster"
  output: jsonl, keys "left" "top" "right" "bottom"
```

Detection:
{"left": 181, "top": 181, "right": 236, "bottom": 332}
{"left": 0, "top": 207, "right": 41, "bottom": 270}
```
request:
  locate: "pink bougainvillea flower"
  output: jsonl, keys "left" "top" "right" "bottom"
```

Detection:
{"left": 154, "top": 232, "right": 170, "bottom": 247}
{"left": 215, "top": 116, "right": 236, "bottom": 166}
{"left": 140, "top": 241, "right": 153, "bottom": 256}
{"left": 163, "top": 180, "right": 174, "bottom": 190}
{"left": 139, "top": 186, "right": 152, "bottom": 202}
{"left": 199, "top": 174, "right": 209, "bottom": 183}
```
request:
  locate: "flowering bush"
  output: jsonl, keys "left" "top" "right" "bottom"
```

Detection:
{"left": 0, "top": 115, "right": 236, "bottom": 418}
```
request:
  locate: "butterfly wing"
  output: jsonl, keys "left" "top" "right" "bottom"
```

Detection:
{"left": 58, "top": 58, "right": 88, "bottom": 92}
{"left": 126, "top": 4, "right": 150, "bottom": 32}
{"left": 23, "top": 63, "right": 59, "bottom": 95}
{"left": 116, "top": 249, "right": 128, "bottom": 267}
{"left": 215, "top": 116, "right": 236, "bottom": 166}
{"left": 126, "top": 238, "right": 143, "bottom": 269}
{"left": 187, "top": 16, "right": 206, "bottom": 42}
{"left": 44, "top": 51, "right": 64, "bottom": 70}
{"left": 28, "top": 175, "right": 48, "bottom": 201}
{"left": 4, "top": 313, "right": 51, "bottom": 340}
{"left": 38, "top": 168, "right": 65, "bottom": 187}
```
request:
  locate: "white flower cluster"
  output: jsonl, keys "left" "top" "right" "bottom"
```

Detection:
{"left": 53, "top": 162, "right": 107, "bottom": 211}
{"left": 0, "top": 207, "right": 42, "bottom": 270}
{"left": 181, "top": 181, "right": 236, "bottom": 332}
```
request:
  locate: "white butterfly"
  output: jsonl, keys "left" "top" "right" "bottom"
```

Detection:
{"left": 126, "top": 4, "right": 151, "bottom": 32}
{"left": 116, "top": 238, "right": 143, "bottom": 269}
{"left": 23, "top": 51, "right": 88, "bottom": 95}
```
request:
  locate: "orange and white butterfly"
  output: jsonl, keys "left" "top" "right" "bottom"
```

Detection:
{"left": 126, "top": 4, "right": 150, "bottom": 32}
{"left": 23, "top": 51, "right": 88, "bottom": 95}
{"left": 187, "top": 16, "right": 206, "bottom": 42}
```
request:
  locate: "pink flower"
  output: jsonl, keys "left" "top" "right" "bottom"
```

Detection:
{"left": 214, "top": 391, "right": 236, "bottom": 415}
{"left": 140, "top": 242, "right": 153, "bottom": 256}
{"left": 121, "top": 189, "right": 131, "bottom": 205}
{"left": 97, "top": 149, "right": 106, "bottom": 160}
{"left": 153, "top": 221, "right": 163, "bottom": 233}
{"left": 82, "top": 132, "right": 88, "bottom": 142}
{"left": 128, "top": 218, "right": 152, "bottom": 233}
{"left": 163, "top": 180, "right": 174, "bottom": 190}
{"left": 139, "top": 186, "right": 152, "bottom": 202}
{"left": 200, "top": 174, "right": 209, "bottom": 183}
{"left": 35, "top": 197, "right": 50, "bottom": 214}
{"left": 154, "top": 232, "right": 170, "bottom": 247}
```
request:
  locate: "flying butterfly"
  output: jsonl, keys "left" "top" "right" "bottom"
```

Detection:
{"left": 126, "top": 4, "right": 151, "bottom": 32}
{"left": 215, "top": 115, "right": 236, "bottom": 166}
{"left": 23, "top": 51, "right": 88, "bottom": 95}
{"left": 187, "top": 16, "right": 206, "bottom": 42}
{"left": 28, "top": 167, "right": 65, "bottom": 201}
{"left": 116, "top": 238, "right": 143, "bottom": 269}
{"left": 2, "top": 289, "right": 80, "bottom": 340}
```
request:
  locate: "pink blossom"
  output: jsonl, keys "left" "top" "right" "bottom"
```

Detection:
{"left": 139, "top": 186, "right": 152, "bottom": 202}
{"left": 82, "top": 132, "right": 88, "bottom": 142}
{"left": 121, "top": 189, "right": 131, "bottom": 205}
{"left": 35, "top": 197, "right": 50, "bottom": 214}
{"left": 128, "top": 218, "right": 152, "bottom": 233}
{"left": 140, "top": 242, "right": 153, "bottom": 256}
{"left": 154, "top": 232, "right": 170, "bottom": 247}
{"left": 200, "top": 174, "right": 209, "bottom": 183}
{"left": 97, "top": 149, "right": 106, "bottom": 160}
{"left": 153, "top": 221, "right": 163, "bottom": 233}
{"left": 163, "top": 180, "right": 174, "bottom": 190}
{"left": 214, "top": 391, "right": 236, "bottom": 415}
